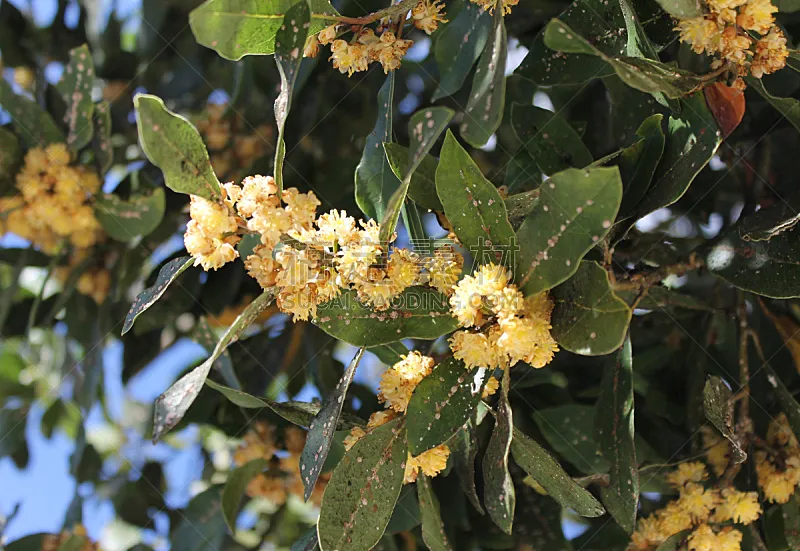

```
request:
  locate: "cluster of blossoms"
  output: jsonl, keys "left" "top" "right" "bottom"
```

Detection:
{"left": 195, "top": 104, "right": 274, "bottom": 183}
{"left": 234, "top": 421, "right": 328, "bottom": 505}
{"left": 676, "top": 0, "right": 788, "bottom": 88}
{"left": 41, "top": 525, "right": 100, "bottom": 551}
{"left": 1, "top": 143, "right": 103, "bottom": 253}
{"left": 449, "top": 262, "right": 559, "bottom": 371}
{"left": 755, "top": 413, "right": 800, "bottom": 503}
{"left": 469, "top": 0, "right": 519, "bottom": 15}
{"left": 628, "top": 462, "right": 761, "bottom": 551}
{"left": 54, "top": 248, "right": 112, "bottom": 305}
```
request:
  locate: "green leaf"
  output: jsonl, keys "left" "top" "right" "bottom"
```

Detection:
{"left": 314, "top": 287, "right": 458, "bottom": 347}
{"left": 654, "top": 0, "right": 702, "bottom": 18}
{"left": 749, "top": 78, "right": 800, "bottom": 134}
{"left": 418, "top": 474, "right": 453, "bottom": 551}
{"left": 703, "top": 376, "right": 746, "bottom": 465}
{"left": 300, "top": 347, "right": 365, "bottom": 501}
{"left": 543, "top": 19, "right": 704, "bottom": 99}
{"left": 515, "top": 483, "right": 573, "bottom": 550}
{"left": 368, "top": 342, "right": 409, "bottom": 366}
{"left": 515, "top": 167, "right": 623, "bottom": 296}
{"left": 460, "top": 8, "right": 506, "bottom": 148}
{"left": 292, "top": 529, "right": 320, "bottom": 551}
{"left": 450, "top": 414, "right": 484, "bottom": 514}
{"left": 431, "top": 0, "right": 491, "bottom": 101}
{"left": 4, "top": 536, "right": 49, "bottom": 551}
{"left": 172, "top": 486, "right": 226, "bottom": 551}
{"left": 706, "top": 229, "right": 800, "bottom": 299}
{"left": 193, "top": 317, "right": 239, "bottom": 390}
{"left": 533, "top": 405, "right": 610, "bottom": 474}
{"left": 483, "top": 370, "right": 514, "bottom": 534}
{"left": 0, "top": 126, "right": 22, "bottom": 185}
{"left": 134, "top": 94, "right": 221, "bottom": 201}
{"left": 122, "top": 257, "right": 194, "bottom": 335}
{"left": 222, "top": 458, "right": 267, "bottom": 532}
{"left": 273, "top": 0, "right": 310, "bottom": 198}
{"left": 92, "top": 101, "right": 113, "bottom": 174}
{"left": 765, "top": 366, "right": 800, "bottom": 442}
{"left": 383, "top": 142, "right": 441, "bottom": 211}
{"left": 190, "top": 0, "right": 337, "bottom": 60}
{"left": 386, "top": 486, "right": 421, "bottom": 534}
{"left": 95, "top": 188, "right": 166, "bottom": 242}
{"left": 595, "top": 335, "right": 638, "bottom": 534}
{"left": 617, "top": 114, "right": 665, "bottom": 218}
{"left": 0, "top": 407, "right": 27, "bottom": 458}
{"left": 505, "top": 190, "right": 541, "bottom": 230}
{"left": 510, "top": 104, "right": 593, "bottom": 176}
{"left": 436, "top": 130, "right": 515, "bottom": 264}
{"left": 152, "top": 291, "right": 273, "bottom": 442}
{"left": 616, "top": 286, "right": 715, "bottom": 312}
{"left": 776, "top": 0, "right": 800, "bottom": 11}
{"left": 550, "top": 261, "right": 632, "bottom": 356}
{"left": 356, "top": 75, "right": 398, "bottom": 220}
{"left": 782, "top": 493, "right": 800, "bottom": 550}
{"left": 0, "top": 79, "right": 64, "bottom": 149}
{"left": 55, "top": 44, "right": 95, "bottom": 151}
{"left": 317, "top": 418, "right": 407, "bottom": 551}
{"left": 510, "top": 427, "right": 605, "bottom": 517}
{"left": 407, "top": 357, "right": 485, "bottom": 455}
{"left": 655, "top": 531, "right": 690, "bottom": 550}
{"left": 738, "top": 190, "right": 800, "bottom": 242}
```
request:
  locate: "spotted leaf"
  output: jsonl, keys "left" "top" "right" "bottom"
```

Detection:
{"left": 95, "top": 188, "right": 166, "bottom": 242}
{"left": 418, "top": 474, "right": 453, "bottom": 551}
{"left": 483, "top": 370, "right": 514, "bottom": 534}
{"left": 122, "top": 257, "right": 194, "bottom": 335}
{"left": 56, "top": 44, "right": 95, "bottom": 152}
{"left": 0, "top": 79, "right": 64, "bottom": 149}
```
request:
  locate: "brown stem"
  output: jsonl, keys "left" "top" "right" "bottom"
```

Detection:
{"left": 320, "top": 0, "right": 418, "bottom": 25}
{"left": 612, "top": 253, "right": 704, "bottom": 291}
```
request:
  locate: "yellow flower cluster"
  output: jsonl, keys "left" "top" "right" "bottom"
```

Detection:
{"left": 13, "top": 66, "right": 35, "bottom": 90}
{"left": 2, "top": 144, "right": 103, "bottom": 253}
{"left": 676, "top": 0, "right": 787, "bottom": 88}
{"left": 470, "top": 0, "right": 519, "bottom": 15}
{"left": 756, "top": 413, "right": 800, "bottom": 503}
{"left": 233, "top": 421, "right": 328, "bottom": 505}
{"left": 411, "top": 0, "right": 448, "bottom": 34}
{"left": 54, "top": 248, "right": 112, "bottom": 304}
{"left": 41, "top": 525, "right": 100, "bottom": 551}
{"left": 378, "top": 351, "right": 434, "bottom": 413}
{"left": 702, "top": 425, "right": 732, "bottom": 476}
{"left": 628, "top": 462, "right": 760, "bottom": 551}
{"left": 195, "top": 104, "right": 274, "bottom": 183}
{"left": 448, "top": 262, "right": 558, "bottom": 370}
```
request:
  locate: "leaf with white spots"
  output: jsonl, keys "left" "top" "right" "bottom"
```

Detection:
{"left": 703, "top": 376, "right": 746, "bottom": 465}
{"left": 134, "top": 94, "right": 221, "bottom": 201}
{"left": 616, "top": 114, "right": 665, "bottom": 219}
{"left": 0, "top": 79, "right": 64, "bottom": 149}
{"left": 407, "top": 357, "right": 485, "bottom": 456}
{"left": 514, "top": 167, "right": 623, "bottom": 296}
{"left": 510, "top": 427, "right": 606, "bottom": 517}
{"left": 550, "top": 261, "right": 632, "bottom": 356}
{"left": 317, "top": 418, "right": 407, "bottom": 551}
{"left": 92, "top": 101, "right": 113, "bottom": 174}
{"left": 151, "top": 291, "right": 274, "bottom": 442}
{"left": 190, "top": 0, "right": 338, "bottom": 60}
{"left": 122, "top": 257, "right": 194, "bottom": 335}
{"left": 221, "top": 458, "right": 267, "bottom": 532}
{"left": 533, "top": 405, "right": 610, "bottom": 475}
{"left": 273, "top": 0, "right": 310, "bottom": 197}
{"left": 379, "top": 107, "right": 453, "bottom": 244}
{"left": 95, "top": 188, "right": 166, "bottom": 242}
{"left": 510, "top": 104, "right": 593, "bottom": 176}
{"left": 460, "top": 7, "right": 506, "bottom": 148}
{"left": 431, "top": 0, "right": 491, "bottom": 101}
{"left": 300, "top": 347, "right": 364, "bottom": 502}
{"left": 483, "top": 370, "right": 514, "bottom": 534}
{"left": 417, "top": 474, "right": 453, "bottom": 551}
{"left": 56, "top": 44, "right": 95, "bottom": 152}
{"left": 314, "top": 287, "right": 459, "bottom": 347}
{"left": 192, "top": 317, "right": 239, "bottom": 390}
{"left": 435, "top": 130, "right": 515, "bottom": 266}
{"left": 450, "top": 414, "right": 484, "bottom": 514}
{"left": 356, "top": 75, "right": 398, "bottom": 221}
{"left": 654, "top": 0, "right": 703, "bottom": 18}
{"left": 383, "top": 142, "right": 441, "bottom": 211}
{"left": 595, "top": 335, "right": 638, "bottom": 534}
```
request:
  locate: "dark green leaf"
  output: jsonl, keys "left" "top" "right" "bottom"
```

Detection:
{"left": 0, "top": 126, "right": 21, "bottom": 185}
{"left": 533, "top": 405, "right": 610, "bottom": 474}
{"left": 301, "top": 347, "right": 365, "bottom": 501}
{"left": 407, "top": 357, "right": 485, "bottom": 455}
{"left": 418, "top": 474, "right": 453, "bottom": 551}
{"left": 451, "top": 414, "right": 484, "bottom": 514}
{"left": 617, "top": 114, "right": 665, "bottom": 218}
{"left": 782, "top": 493, "right": 800, "bottom": 550}
{"left": 368, "top": 342, "right": 409, "bottom": 366}
{"left": 749, "top": 78, "right": 800, "bottom": 134}
{"left": 172, "top": 486, "right": 226, "bottom": 551}
{"left": 122, "top": 257, "right": 194, "bottom": 335}
{"left": 134, "top": 94, "right": 221, "bottom": 201}
{"left": 654, "top": 0, "right": 702, "bottom": 18}
{"left": 222, "top": 458, "right": 267, "bottom": 532}
{"left": 386, "top": 485, "right": 421, "bottom": 534}
{"left": 765, "top": 366, "right": 800, "bottom": 442}
{"left": 193, "top": 317, "right": 239, "bottom": 390}
{"left": 383, "top": 142, "right": 441, "bottom": 211}
{"left": 551, "top": 261, "right": 632, "bottom": 356}
{"left": 739, "top": 190, "right": 800, "bottom": 242}
{"left": 318, "top": 419, "right": 407, "bottom": 551}
{"left": 655, "top": 531, "right": 690, "bottom": 550}
{"left": 703, "top": 376, "right": 746, "bottom": 464}
{"left": 291, "top": 528, "right": 320, "bottom": 551}
{"left": 483, "top": 370, "right": 514, "bottom": 534}
{"left": 95, "top": 188, "right": 166, "bottom": 242}
{"left": 0, "top": 407, "right": 27, "bottom": 458}
{"left": 515, "top": 167, "right": 623, "bottom": 296}
{"left": 436, "top": 130, "right": 515, "bottom": 264}
{"left": 0, "top": 80, "right": 64, "bottom": 149}
{"left": 92, "top": 101, "right": 113, "bottom": 174}
{"left": 55, "top": 44, "right": 95, "bottom": 151}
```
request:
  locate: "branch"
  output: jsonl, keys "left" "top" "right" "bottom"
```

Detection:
{"left": 612, "top": 253, "right": 704, "bottom": 291}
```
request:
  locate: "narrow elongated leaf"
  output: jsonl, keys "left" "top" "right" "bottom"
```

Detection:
{"left": 407, "top": 358, "right": 485, "bottom": 455}
{"left": 460, "top": 8, "right": 506, "bottom": 148}
{"left": 765, "top": 366, "right": 800, "bottom": 441}
{"left": 436, "top": 130, "right": 515, "bottom": 264}
{"left": 356, "top": 75, "right": 398, "bottom": 220}
{"left": 193, "top": 317, "right": 239, "bottom": 390}
{"left": 515, "top": 483, "right": 573, "bottom": 551}
{"left": 273, "top": 1, "right": 310, "bottom": 197}
{"left": 386, "top": 486, "right": 421, "bottom": 534}
{"left": 432, "top": 1, "right": 491, "bottom": 101}
{"left": 152, "top": 291, "right": 273, "bottom": 442}
{"left": 418, "top": 474, "right": 453, "bottom": 551}
{"left": 95, "top": 188, "right": 166, "bottom": 242}
{"left": 317, "top": 419, "right": 407, "bottom": 551}
{"left": 534, "top": 405, "right": 610, "bottom": 474}
{"left": 703, "top": 376, "right": 746, "bottom": 464}
{"left": 739, "top": 190, "right": 800, "bottom": 242}
{"left": 123, "top": 257, "right": 194, "bottom": 335}
{"left": 515, "top": 167, "right": 623, "bottom": 296}
{"left": 92, "top": 101, "right": 113, "bottom": 174}
{"left": 749, "top": 78, "right": 800, "bottom": 134}
{"left": 451, "top": 415, "right": 484, "bottom": 514}
{"left": 314, "top": 287, "right": 458, "bottom": 347}
{"left": 300, "top": 347, "right": 365, "bottom": 501}
{"left": 56, "top": 44, "right": 95, "bottom": 151}
{"left": 292, "top": 528, "right": 320, "bottom": 551}
{"left": 222, "top": 458, "right": 267, "bottom": 532}
{"left": 383, "top": 143, "right": 441, "bottom": 211}
{"left": 134, "top": 94, "right": 221, "bottom": 201}
{"left": 596, "top": 336, "right": 638, "bottom": 534}
{"left": 551, "top": 261, "right": 632, "bottom": 356}
{"left": 483, "top": 371, "right": 514, "bottom": 534}
{"left": 511, "top": 104, "right": 592, "bottom": 176}
{"left": 617, "top": 114, "right": 665, "bottom": 218}
{"left": 0, "top": 80, "right": 64, "bottom": 148}
{"left": 782, "top": 493, "right": 800, "bottom": 550}
{"left": 510, "top": 428, "right": 605, "bottom": 517}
